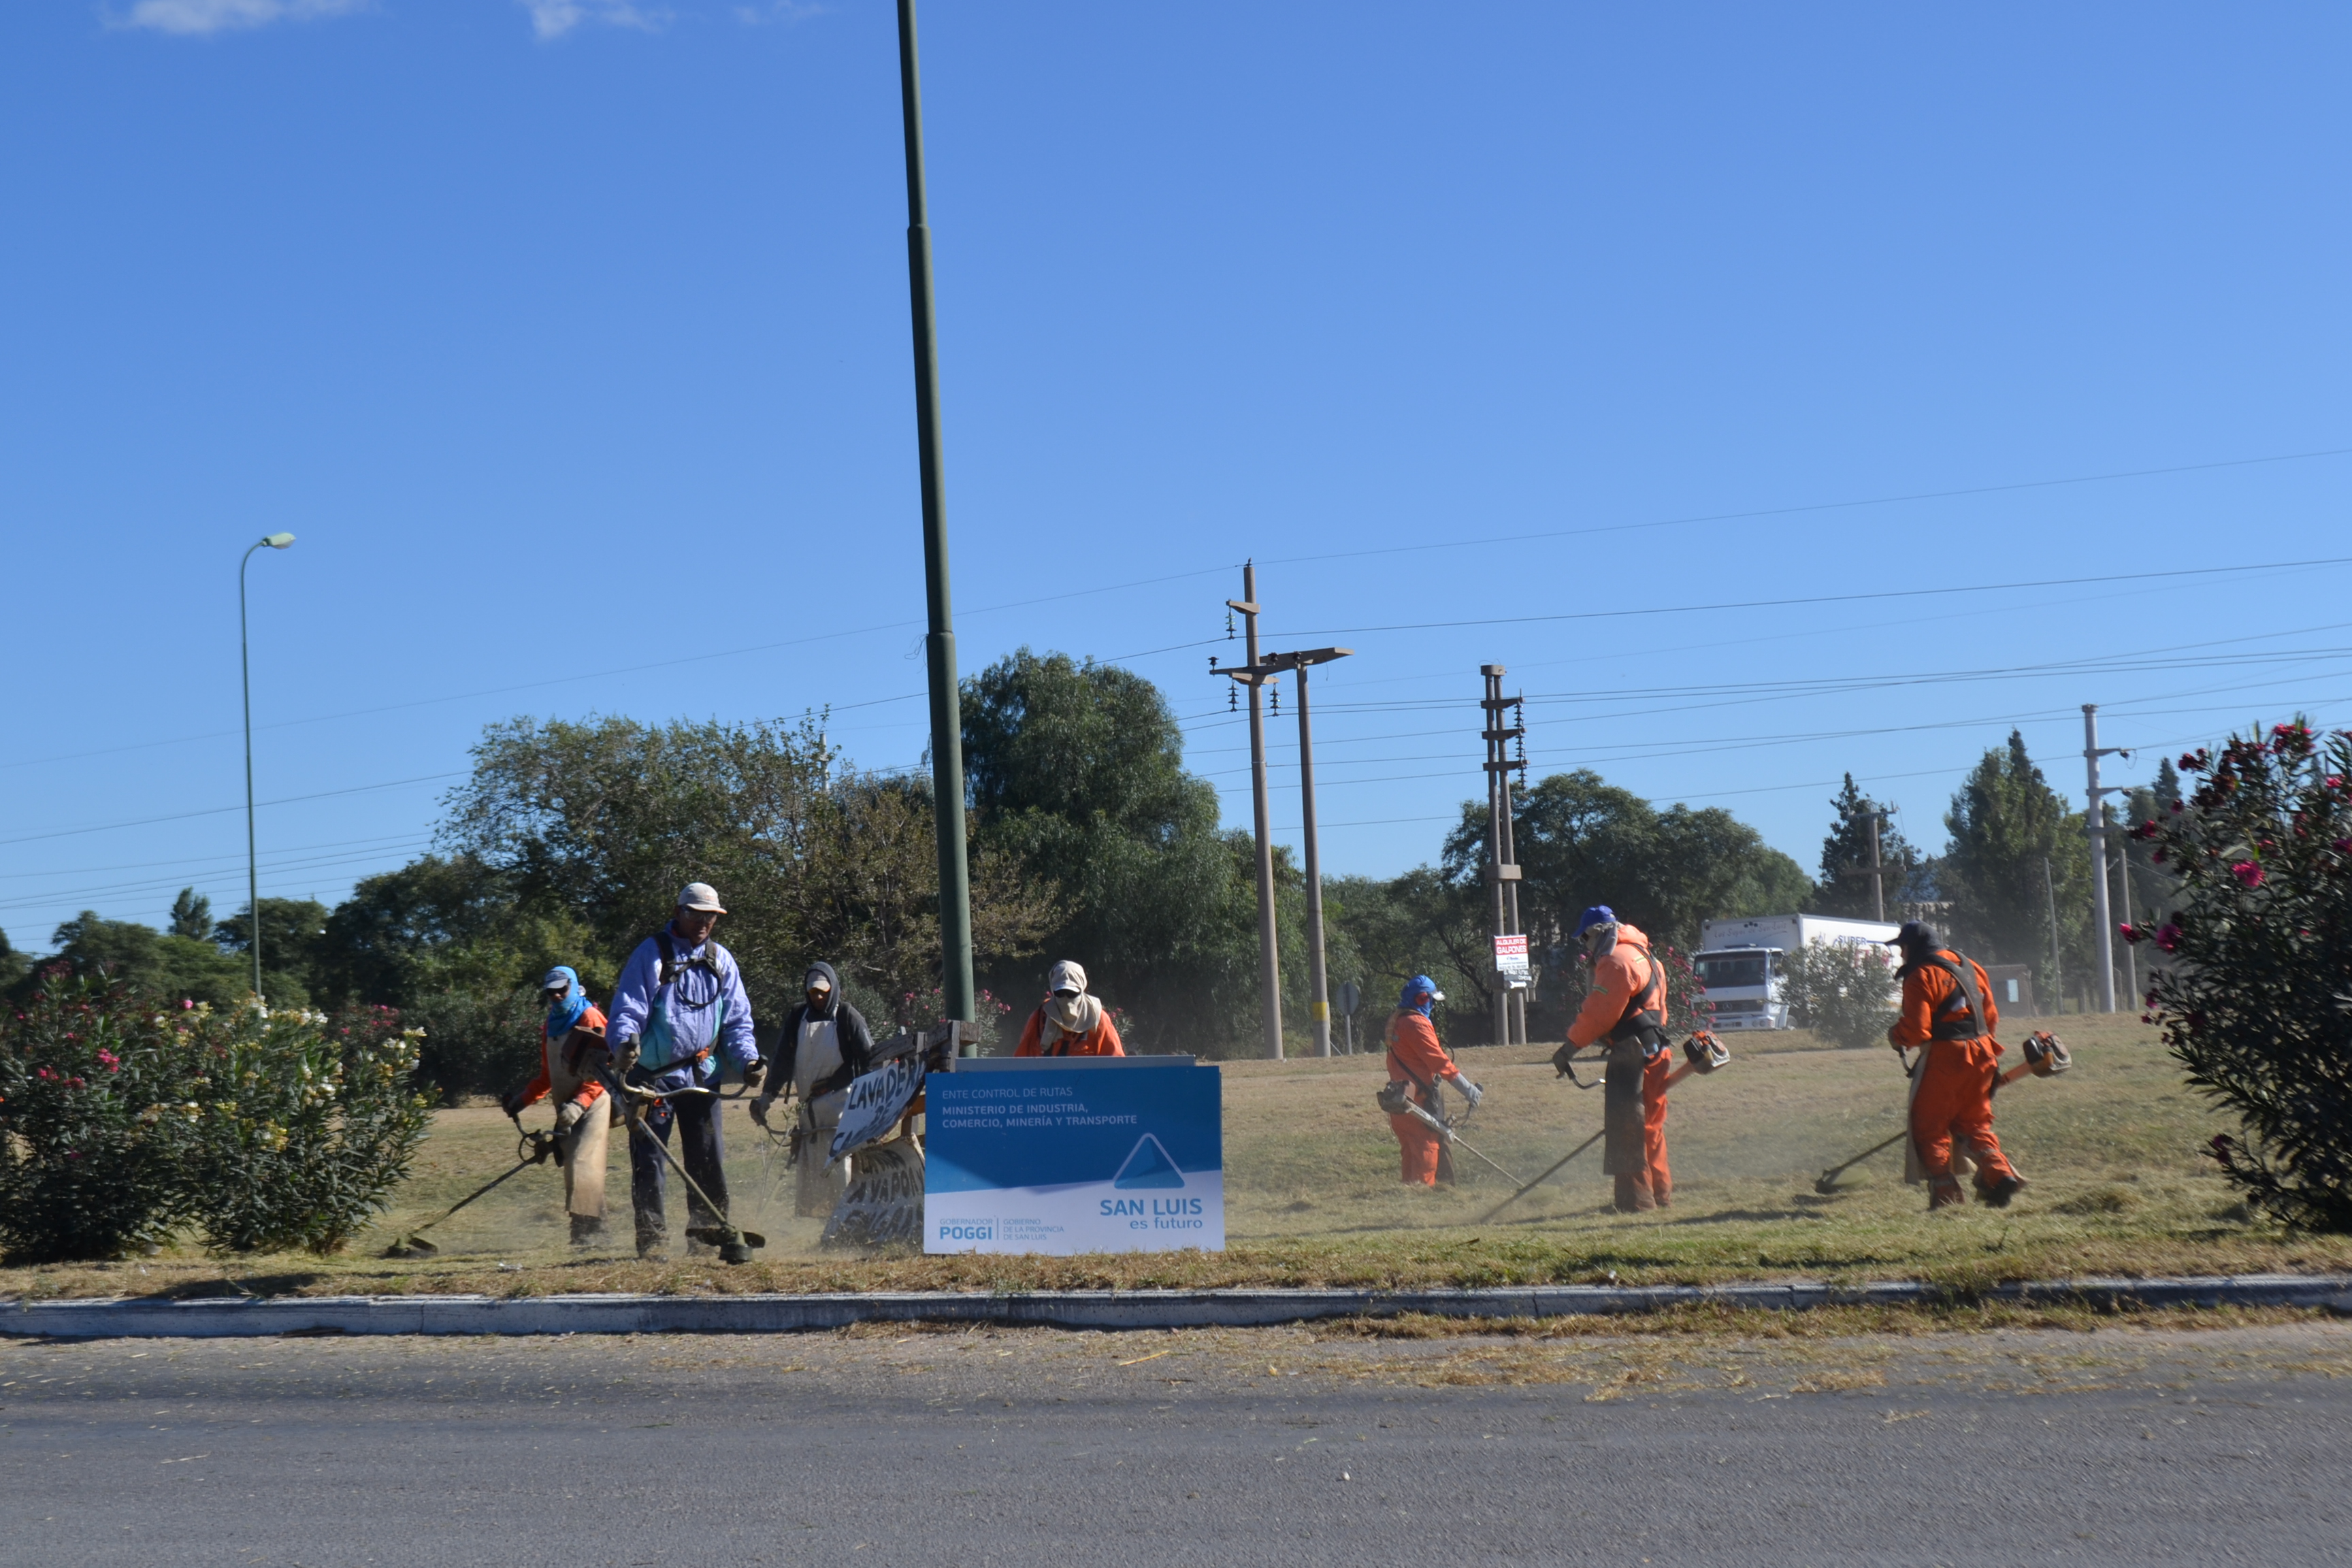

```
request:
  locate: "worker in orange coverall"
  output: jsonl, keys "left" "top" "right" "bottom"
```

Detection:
{"left": 498, "top": 965, "right": 615, "bottom": 1246}
{"left": 1384, "top": 975, "right": 1481, "bottom": 1186}
{"left": 1013, "top": 960, "right": 1126, "bottom": 1057}
{"left": 1557, "top": 906, "right": 1675, "bottom": 1213}
{"left": 1886, "top": 921, "right": 2024, "bottom": 1211}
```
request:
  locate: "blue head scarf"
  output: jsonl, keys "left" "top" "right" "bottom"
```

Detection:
{"left": 1399, "top": 975, "right": 1439, "bottom": 1017}
{"left": 542, "top": 966, "right": 590, "bottom": 1038}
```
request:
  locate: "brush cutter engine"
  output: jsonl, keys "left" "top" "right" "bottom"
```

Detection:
{"left": 2023, "top": 1030, "right": 2072, "bottom": 1076}
{"left": 1682, "top": 1031, "right": 1729, "bottom": 1073}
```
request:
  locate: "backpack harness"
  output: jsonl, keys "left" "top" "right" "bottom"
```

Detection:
{"left": 1911, "top": 949, "right": 1990, "bottom": 1042}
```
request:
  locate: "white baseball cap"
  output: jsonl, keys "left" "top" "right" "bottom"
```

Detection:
{"left": 677, "top": 882, "right": 727, "bottom": 913}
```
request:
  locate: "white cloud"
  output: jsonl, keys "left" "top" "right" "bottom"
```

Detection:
{"left": 115, "top": 0, "right": 367, "bottom": 35}
{"left": 518, "top": 0, "right": 666, "bottom": 40}
{"left": 733, "top": 0, "right": 824, "bottom": 23}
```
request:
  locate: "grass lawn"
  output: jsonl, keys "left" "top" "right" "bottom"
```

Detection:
{"left": 10, "top": 1013, "right": 2351, "bottom": 1304}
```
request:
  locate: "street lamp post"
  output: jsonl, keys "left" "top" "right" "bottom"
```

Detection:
{"left": 239, "top": 532, "right": 295, "bottom": 1001}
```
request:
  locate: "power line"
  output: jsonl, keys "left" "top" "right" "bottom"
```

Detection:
{"left": 1254, "top": 444, "right": 2352, "bottom": 573}
{"left": 0, "top": 772, "right": 464, "bottom": 849}
{"left": 1261, "top": 555, "right": 2352, "bottom": 642}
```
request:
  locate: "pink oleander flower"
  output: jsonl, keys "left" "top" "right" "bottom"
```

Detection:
{"left": 2155, "top": 924, "right": 2183, "bottom": 953}
{"left": 95, "top": 1049, "right": 120, "bottom": 1073}
{"left": 2231, "top": 860, "right": 2265, "bottom": 889}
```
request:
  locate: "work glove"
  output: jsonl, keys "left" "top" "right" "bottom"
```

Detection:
{"left": 615, "top": 1039, "right": 640, "bottom": 1075}
{"left": 1453, "top": 1077, "right": 1484, "bottom": 1110}
{"left": 555, "top": 1100, "right": 586, "bottom": 1135}
{"left": 742, "top": 1058, "right": 766, "bottom": 1093}
{"left": 497, "top": 1081, "right": 534, "bottom": 1120}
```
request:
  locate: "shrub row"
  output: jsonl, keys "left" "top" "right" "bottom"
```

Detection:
{"left": 0, "top": 980, "right": 433, "bottom": 1263}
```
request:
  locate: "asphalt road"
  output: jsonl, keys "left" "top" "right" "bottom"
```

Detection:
{"left": 3, "top": 1320, "right": 2347, "bottom": 1567}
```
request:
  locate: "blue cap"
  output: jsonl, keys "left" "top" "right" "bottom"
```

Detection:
{"left": 1575, "top": 906, "right": 1616, "bottom": 936}
{"left": 1400, "top": 975, "right": 1440, "bottom": 1007}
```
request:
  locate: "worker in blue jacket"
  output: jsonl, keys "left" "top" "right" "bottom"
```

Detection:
{"left": 606, "top": 882, "right": 762, "bottom": 1258}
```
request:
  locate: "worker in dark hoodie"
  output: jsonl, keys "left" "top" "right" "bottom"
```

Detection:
{"left": 751, "top": 961, "right": 878, "bottom": 1217}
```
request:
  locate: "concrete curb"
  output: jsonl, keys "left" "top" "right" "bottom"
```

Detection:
{"left": 8, "top": 1275, "right": 2351, "bottom": 1338}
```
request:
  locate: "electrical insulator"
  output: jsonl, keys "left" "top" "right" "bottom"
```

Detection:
{"left": 1270, "top": 685, "right": 1279, "bottom": 717}
{"left": 1228, "top": 685, "right": 1237, "bottom": 712}
{"left": 1225, "top": 607, "right": 1235, "bottom": 638}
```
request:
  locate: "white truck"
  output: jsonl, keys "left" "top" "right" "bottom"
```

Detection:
{"left": 1693, "top": 914, "right": 1901, "bottom": 1031}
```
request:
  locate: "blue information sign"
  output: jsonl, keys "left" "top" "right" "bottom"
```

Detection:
{"left": 924, "top": 1058, "right": 1224, "bottom": 1254}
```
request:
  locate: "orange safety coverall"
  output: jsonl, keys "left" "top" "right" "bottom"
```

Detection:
{"left": 1014, "top": 1005, "right": 1126, "bottom": 1057}
{"left": 1889, "top": 949, "right": 2018, "bottom": 1195}
{"left": 1566, "top": 924, "right": 1672, "bottom": 1210}
{"left": 1386, "top": 1009, "right": 1465, "bottom": 1186}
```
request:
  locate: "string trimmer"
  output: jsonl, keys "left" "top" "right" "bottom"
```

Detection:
{"left": 1397, "top": 1100, "right": 1526, "bottom": 1188}
{"left": 612, "top": 1078, "right": 768, "bottom": 1265}
{"left": 1815, "top": 1032, "right": 2072, "bottom": 1194}
{"left": 1477, "top": 1128, "right": 1604, "bottom": 1224}
{"left": 385, "top": 1121, "right": 564, "bottom": 1258}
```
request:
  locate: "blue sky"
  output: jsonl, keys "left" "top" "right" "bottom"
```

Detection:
{"left": 5, "top": 1, "right": 2349, "bottom": 950}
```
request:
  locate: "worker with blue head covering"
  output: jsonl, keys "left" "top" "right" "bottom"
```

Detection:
{"left": 1381, "top": 974, "right": 1480, "bottom": 1186}
{"left": 496, "top": 965, "right": 615, "bottom": 1247}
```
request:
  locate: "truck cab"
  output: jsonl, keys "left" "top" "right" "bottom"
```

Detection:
{"left": 1692, "top": 945, "right": 1786, "bottom": 1031}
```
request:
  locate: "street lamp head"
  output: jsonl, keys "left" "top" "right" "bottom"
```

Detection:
{"left": 261, "top": 533, "right": 296, "bottom": 549}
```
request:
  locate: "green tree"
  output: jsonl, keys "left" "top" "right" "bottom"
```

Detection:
{"left": 961, "top": 649, "right": 1261, "bottom": 1054}
{"left": 214, "top": 898, "right": 332, "bottom": 1007}
{"left": 1811, "top": 774, "right": 1920, "bottom": 919}
{"left": 1934, "top": 730, "right": 2090, "bottom": 1001}
{"left": 0, "top": 929, "right": 24, "bottom": 990}
{"left": 440, "top": 712, "right": 1047, "bottom": 1040}
{"left": 167, "top": 887, "right": 212, "bottom": 941}
{"left": 1424, "top": 768, "right": 1809, "bottom": 1036}
{"left": 22, "top": 912, "right": 244, "bottom": 1008}
{"left": 1441, "top": 768, "right": 1812, "bottom": 955}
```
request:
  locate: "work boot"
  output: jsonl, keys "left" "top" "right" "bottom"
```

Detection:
{"left": 635, "top": 1220, "right": 667, "bottom": 1260}
{"left": 1613, "top": 1174, "right": 1656, "bottom": 1213}
{"left": 1977, "top": 1174, "right": 2027, "bottom": 1209}
{"left": 1927, "top": 1179, "right": 1965, "bottom": 1211}
{"left": 569, "top": 1214, "right": 606, "bottom": 1248}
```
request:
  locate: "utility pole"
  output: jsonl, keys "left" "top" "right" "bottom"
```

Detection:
{"left": 896, "top": 0, "right": 973, "bottom": 1021}
{"left": 2113, "top": 830, "right": 2140, "bottom": 1009}
{"left": 2042, "top": 854, "right": 2064, "bottom": 1015}
{"left": 1261, "top": 647, "right": 1353, "bottom": 1056}
{"left": 1218, "top": 564, "right": 1284, "bottom": 1058}
{"left": 1480, "top": 666, "right": 1527, "bottom": 1047}
{"left": 1867, "top": 811, "right": 1886, "bottom": 924}
{"left": 2082, "top": 704, "right": 2128, "bottom": 1014}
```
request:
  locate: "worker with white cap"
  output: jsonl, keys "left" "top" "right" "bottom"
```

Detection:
{"left": 606, "top": 882, "right": 764, "bottom": 1257}
{"left": 1013, "top": 960, "right": 1126, "bottom": 1056}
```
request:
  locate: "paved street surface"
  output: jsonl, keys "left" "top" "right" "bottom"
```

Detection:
{"left": 4, "top": 1318, "right": 2347, "bottom": 1566}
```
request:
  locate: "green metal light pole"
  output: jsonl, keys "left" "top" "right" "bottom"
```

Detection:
{"left": 239, "top": 532, "right": 296, "bottom": 1002}
{"left": 896, "top": 0, "right": 974, "bottom": 1022}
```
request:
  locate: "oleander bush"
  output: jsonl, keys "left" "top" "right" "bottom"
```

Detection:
{"left": 180, "top": 1002, "right": 434, "bottom": 1254}
{"left": 1779, "top": 939, "right": 1900, "bottom": 1050}
{"left": 2125, "top": 719, "right": 2352, "bottom": 1230}
{"left": 0, "top": 977, "right": 196, "bottom": 1262}
{"left": 0, "top": 979, "right": 433, "bottom": 1261}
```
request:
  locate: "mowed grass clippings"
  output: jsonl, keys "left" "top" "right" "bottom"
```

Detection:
{"left": 9, "top": 1013, "right": 2352, "bottom": 1308}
